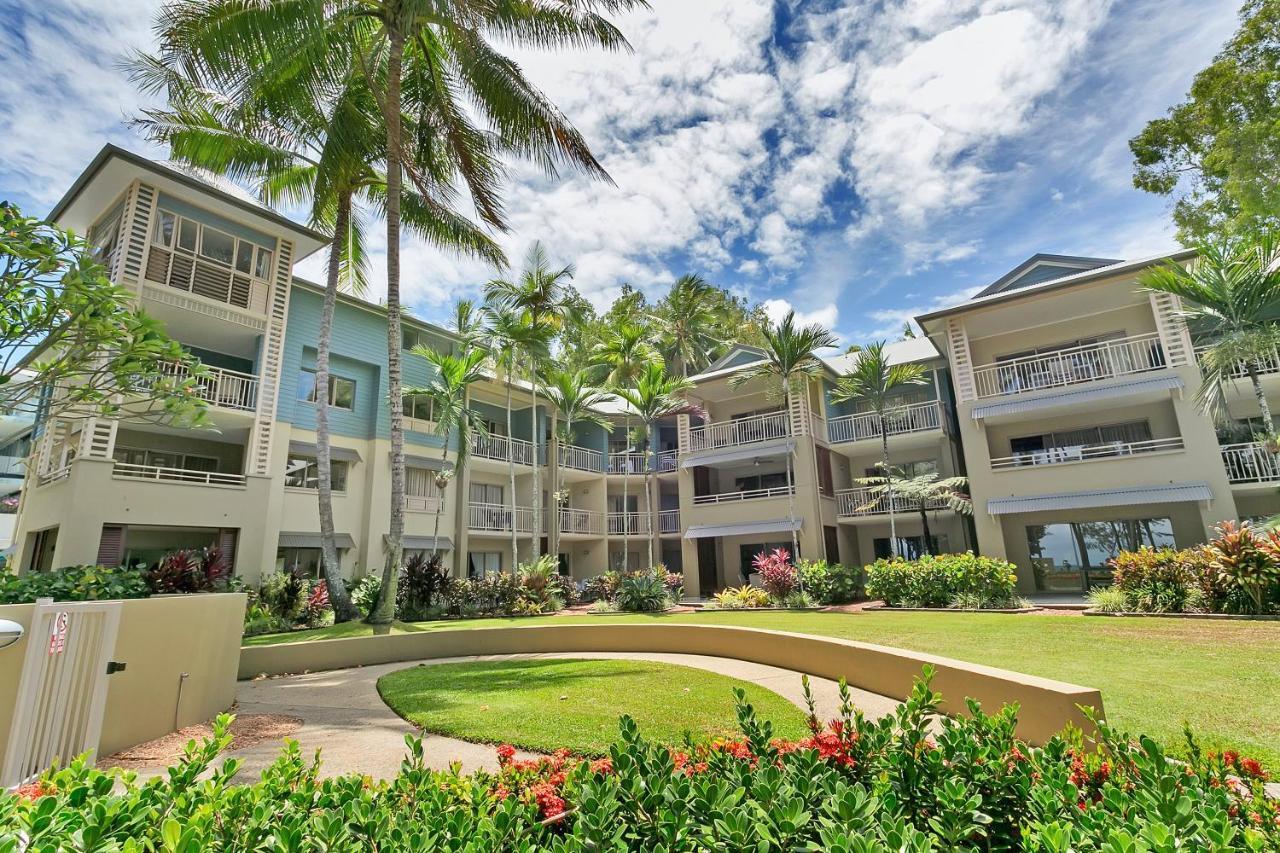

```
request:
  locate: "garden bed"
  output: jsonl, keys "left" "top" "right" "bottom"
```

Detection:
{"left": 863, "top": 604, "right": 1038, "bottom": 614}
{"left": 1083, "top": 609, "right": 1280, "bottom": 621}
{"left": 693, "top": 605, "right": 826, "bottom": 613}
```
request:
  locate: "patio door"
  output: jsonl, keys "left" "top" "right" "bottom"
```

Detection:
{"left": 696, "top": 538, "right": 718, "bottom": 594}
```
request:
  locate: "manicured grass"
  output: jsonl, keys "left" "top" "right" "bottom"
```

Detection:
{"left": 247, "top": 610, "right": 1280, "bottom": 767}
{"left": 376, "top": 658, "right": 810, "bottom": 756}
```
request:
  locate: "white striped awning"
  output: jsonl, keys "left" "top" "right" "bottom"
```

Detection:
{"left": 278, "top": 532, "right": 357, "bottom": 549}
{"left": 401, "top": 452, "right": 453, "bottom": 471}
{"left": 684, "top": 517, "right": 801, "bottom": 539}
{"left": 986, "top": 482, "right": 1213, "bottom": 516}
{"left": 972, "top": 375, "right": 1183, "bottom": 421}
{"left": 403, "top": 536, "right": 453, "bottom": 550}
{"left": 680, "top": 438, "right": 795, "bottom": 469}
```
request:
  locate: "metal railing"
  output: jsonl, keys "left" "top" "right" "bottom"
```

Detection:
{"left": 1221, "top": 442, "right": 1280, "bottom": 484}
{"left": 607, "top": 512, "right": 651, "bottom": 535}
{"left": 827, "top": 400, "right": 942, "bottom": 444}
{"left": 1195, "top": 344, "right": 1280, "bottom": 379}
{"left": 37, "top": 465, "right": 70, "bottom": 486}
{"left": 607, "top": 452, "right": 648, "bottom": 474}
{"left": 112, "top": 462, "right": 247, "bottom": 487}
{"left": 555, "top": 507, "right": 605, "bottom": 535}
{"left": 558, "top": 444, "right": 604, "bottom": 472}
{"left": 657, "top": 450, "right": 678, "bottom": 472}
{"left": 687, "top": 411, "right": 790, "bottom": 452}
{"left": 468, "top": 501, "right": 535, "bottom": 533}
{"left": 153, "top": 361, "right": 258, "bottom": 412}
{"left": 835, "top": 486, "right": 950, "bottom": 517}
{"left": 406, "top": 495, "right": 442, "bottom": 513}
{"left": 145, "top": 243, "right": 271, "bottom": 313}
{"left": 471, "top": 433, "right": 535, "bottom": 465}
{"left": 658, "top": 510, "right": 680, "bottom": 534}
{"left": 990, "top": 436, "right": 1185, "bottom": 470}
{"left": 973, "top": 333, "right": 1166, "bottom": 399}
{"left": 692, "top": 485, "right": 795, "bottom": 505}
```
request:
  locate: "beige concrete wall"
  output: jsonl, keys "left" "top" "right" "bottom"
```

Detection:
{"left": 966, "top": 302, "right": 1157, "bottom": 367}
{"left": 238, "top": 623, "right": 1102, "bottom": 745}
{"left": 0, "top": 593, "right": 245, "bottom": 763}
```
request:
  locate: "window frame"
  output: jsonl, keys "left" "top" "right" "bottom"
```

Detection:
{"left": 298, "top": 368, "right": 357, "bottom": 412}
{"left": 284, "top": 455, "right": 350, "bottom": 492}
{"left": 151, "top": 208, "right": 275, "bottom": 281}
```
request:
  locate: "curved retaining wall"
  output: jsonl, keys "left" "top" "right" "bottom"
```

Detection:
{"left": 239, "top": 623, "right": 1103, "bottom": 745}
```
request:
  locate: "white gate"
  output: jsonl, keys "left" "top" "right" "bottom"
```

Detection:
{"left": 2, "top": 598, "right": 121, "bottom": 787}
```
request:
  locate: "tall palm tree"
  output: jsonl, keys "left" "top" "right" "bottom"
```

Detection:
{"left": 148, "top": 0, "right": 643, "bottom": 626}
{"left": 1142, "top": 236, "right": 1280, "bottom": 437}
{"left": 652, "top": 274, "right": 718, "bottom": 377}
{"left": 540, "top": 367, "right": 611, "bottom": 557}
{"left": 855, "top": 467, "right": 971, "bottom": 556}
{"left": 729, "top": 311, "right": 838, "bottom": 561}
{"left": 405, "top": 345, "right": 488, "bottom": 565}
{"left": 451, "top": 298, "right": 486, "bottom": 346}
{"left": 615, "top": 361, "right": 703, "bottom": 568}
{"left": 128, "top": 52, "right": 500, "bottom": 623}
{"left": 831, "top": 342, "right": 928, "bottom": 557}
{"left": 486, "top": 243, "right": 573, "bottom": 557}
{"left": 592, "top": 319, "right": 659, "bottom": 570}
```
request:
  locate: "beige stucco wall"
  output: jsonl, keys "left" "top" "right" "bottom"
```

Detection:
{"left": 0, "top": 593, "right": 245, "bottom": 763}
{"left": 238, "top": 623, "right": 1102, "bottom": 745}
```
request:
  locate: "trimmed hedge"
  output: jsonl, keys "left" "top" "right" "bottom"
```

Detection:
{"left": 864, "top": 551, "right": 1020, "bottom": 609}
{"left": 0, "top": 564, "right": 150, "bottom": 604}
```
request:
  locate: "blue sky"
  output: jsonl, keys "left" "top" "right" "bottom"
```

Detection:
{"left": 0, "top": 0, "right": 1242, "bottom": 342}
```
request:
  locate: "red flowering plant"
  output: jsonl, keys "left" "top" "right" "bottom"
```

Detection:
{"left": 753, "top": 547, "right": 796, "bottom": 603}
{"left": 479, "top": 742, "right": 615, "bottom": 825}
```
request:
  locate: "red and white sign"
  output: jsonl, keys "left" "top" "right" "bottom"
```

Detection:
{"left": 48, "top": 612, "right": 69, "bottom": 655}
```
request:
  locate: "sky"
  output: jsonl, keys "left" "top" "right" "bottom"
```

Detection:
{"left": 0, "top": 0, "right": 1243, "bottom": 344}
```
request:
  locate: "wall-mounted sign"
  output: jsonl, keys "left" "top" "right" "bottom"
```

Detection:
{"left": 47, "top": 612, "right": 69, "bottom": 655}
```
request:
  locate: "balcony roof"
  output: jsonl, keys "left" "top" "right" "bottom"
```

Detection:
{"left": 680, "top": 437, "right": 795, "bottom": 469}
{"left": 986, "top": 482, "right": 1213, "bottom": 515}
{"left": 970, "top": 374, "right": 1183, "bottom": 421}
{"left": 684, "top": 517, "right": 802, "bottom": 539}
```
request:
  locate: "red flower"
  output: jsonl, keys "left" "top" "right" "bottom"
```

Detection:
{"left": 530, "top": 782, "right": 566, "bottom": 819}
{"left": 589, "top": 757, "right": 613, "bottom": 775}
{"left": 496, "top": 744, "right": 516, "bottom": 765}
{"left": 14, "top": 781, "right": 54, "bottom": 800}
{"left": 1239, "top": 757, "right": 1265, "bottom": 779}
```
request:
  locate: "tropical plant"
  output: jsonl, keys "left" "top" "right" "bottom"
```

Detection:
{"left": 855, "top": 467, "right": 971, "bottom": 556}
{"left": 865, "top": 552, "right": 1020, "bottom": 609}
{"left": 796, "top": 559, "right": 862, "bottom": 605}
{"left": 752, "top": 547, "right": 797, "bottom": 601}
{"left": 1086, "top": 585, "right": 1131, "bottom": 613}
{"left": 1205, "top": 519, "right": 1280, "bottom": 612}
{"left": 650, "top": 273, "right": 719, "bottom": 377}
{"left": 614, "top": 573, "right": 670, "bottom": 612}
{"left": 831, "top": 341, "right": 928, "bottom": 556}
{"left": 1142, "top": 236, "right": 1280, "bottom": 438}
{"left": 540, "top": 366, "right": 610, "bottom": 557}
{"left": 146, "top": 547, "right": 229, "bottom": 594}
{"left": 258, "top": 571, "right": 310, "bottom": 623}
{"left": 729, "top": 310, "right": 838, "bottom": 562}
{"left": 347, "top": 575, "right": 382, "bottom": 619}
{"left": 397, "top": 553, "right": 450, "bottom": 620}
{"left": 709, "top": 584, "right": 772, "bottom": 609}
{"left": 0, "top": 564, "right": 150, "bottom": 605}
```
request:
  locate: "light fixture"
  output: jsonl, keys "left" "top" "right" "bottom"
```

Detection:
{"left": 0, "top": 619, "right": 24, "bottom": 651}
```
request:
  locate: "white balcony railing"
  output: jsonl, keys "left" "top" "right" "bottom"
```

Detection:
{"left": 657, "top": 450, "right": 678, "bottom": 472}
{"left": 145, "top": 243, "right": 271, "bottom": 314}
{"left": 973, "top": 333, "right": 1166, "bottom": 399}
{"left": 687, "top": 411, "right": 790, "bottom": 452}
{"left": 607, "top": 511, "right": 651, "bottom": 535}
{"left": 558, "top": 444, "right": 604, "bottom": 473}
{"left": 406, "top": 495, "right": 443, "bottom": 513}
{"left": 471, "top": 433, "right": 535, "bottom": 466}
{"left": 990, "top": 436, "right": 1185, "bottom": 470}
{"left": 607, "top": 453, "right": 648, "bottom": 475}
{"left": 827, "top": 400, "right": 942, "bottom": 444}
{"left": 153, "top": 361, "right": 258, "bottom": 412}
{"left": 1195, "top": 344, "right": 1280, "bottom": 379}
{"left": 692, "top": 485, "right": 795, "bottom": 505}
{"left": 112, "top": 462, "right": 247, "bottom": 488}
{"left": 468, "top": 501, "right": 535, "bottom": 533}
{"left": 1221, "top": 442, "right": 1280, "bottom": 484}
{"left": 836, "top": 486, "right": 950, "bottom": 518}
{"left": 555, "top": 507, "right": 605, "bottom": 536}
{"left": 658, "top": 509, "right": 680, "bottom": 534}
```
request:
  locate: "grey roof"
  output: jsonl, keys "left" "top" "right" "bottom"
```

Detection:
{"left": 288, "top": 440, "right": 362, "bottom": 462}
{"left": 822, "top": 337, "right": 941, "bottom": 374}
{"left": 402, "top": 452, "right": 453, "bottom": 471}
{"left": 403, "top": 536, "right": 453, "bottom": 550}
{"left": 680, "top": 438, "right": 795, "bottom": 469}
{"left": 684, "top": 517, "right": 802, "bottom": 539}
{"left": 970, "top": 375, "right": 1183, "bottom": 420}
{"left": 973, "top": 254, "right": 1122, "bottom": 298}
{"left": 987, "top": 482, "right": 1213, "bottom": 515}
{"left": 278, "top": 532, "right": 357, "bottom": 549}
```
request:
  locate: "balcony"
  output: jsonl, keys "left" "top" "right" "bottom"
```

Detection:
{"left": 558, "top": 444, "right": 604, "bottom": 473}
{"left": 658, "top": 509, "right": 680, "bottom": 534}
{"left": 554, "top": 507, "right": 605, "bottom": 536}
{"left": 145, "top": 243, "right": 271, "bottom": 314}
{"left": 836, "top": 486, "right": 950, "bottom": 518}
{"left": 151, "top": 361, "right": 258, "bottom": 412}
{"left": 973, "top": 333, "right": 1166, "bottom": 399}
{"left": 468, "top": 501, "right": 535, "bottom": 533}
{"left": 607, "top": 512, "right": 651, "bottom": 535}
{"left": 112, "top": 462, "right": 247, "bottom": 488}
{"left": 827, "top": 400, "right": 942, "bottom": 444}
{"left": 406, "top": 495, "right": 443, "bottom": 513}
{"left": 607, "top": 453, "right": 648, "bottom": 475}
{"left": 1221, "top": 442, "right": 1280, "bottom": 484}
{"left": 687, "top": 411, "right": 790, "bottom": 452}
{"left": 471, "top": 433, "right": 535, "bottom": 466}
{"left": 692, "top": 485, "right": 795, "bottom": 505}
{"left": 990, "top": 436, "right": 1185, "bottom": 470}
{"left": 1195, "top": 344, "right": 1280, "bottom": 379}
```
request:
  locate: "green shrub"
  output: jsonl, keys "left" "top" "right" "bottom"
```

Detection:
{"left": 0, "top": 564, "right": 149, "bottom": 604}
{"left": 582, "top": 571, "right": 621, "bottom": 602}
{"left": 1107, "top": 547, "right": 1203, "bottom": 613}
{"left": 865, "top": 552, "right": 1019, "bottom": 609}
{"left": 1207, "top": 520, "right": 1280, "bottom": 613}
{"left": 708, "top": 585, "right": 771, "bottom": 609}
{"left": 258, "top": 571, "right": 310, "bottom": 622}
{"left": 347, "top": 575, "right": 381, "bottom": 618}
{"left": 146, "top": 547, "right": 229, "bottom": 594}
{"left": 397, "top": 553, "right": 449, "bottom": 620}
{"left": 797, "top": 559, "right": 862, "bottom": 604}
{"left": 5, "top": 671, "right": 1276, "bottom": 850}
{"left": 1086, "top": 586, "right": 1131, "bottom": 613}
{"left": 614, "top": 574, "right": 669, "bottom": 612}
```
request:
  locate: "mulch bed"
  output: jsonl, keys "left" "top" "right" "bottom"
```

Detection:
{"left": 100, "top": 714, "right": 304, "bottom": 769}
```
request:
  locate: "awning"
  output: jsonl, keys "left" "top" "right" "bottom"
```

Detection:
{"left": 986, "top": 482, "right": 1213, "bottom": 516}
{"left": 402, "top": 452, "right": 452, "bottom": 471}
{"left": 680, "top": 438, "right": 795, "bottom": 469}
{"left": 278, "top": 532, "right": 357, "bottom": 549}
{"left": 288, "top": 440, "right": 362, "bottom": 463}
{"left": 684, "top": 517, "right": 802, "bottom": 539}
{"left": 971, "top": 375, "right": 1183, "bottom": 421}
{"left": 403, "top": 536, "right": 453, "bottom": 550}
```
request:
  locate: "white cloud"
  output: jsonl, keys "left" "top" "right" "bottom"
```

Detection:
{"left": 852, "top": 285, "right": 985, "bottom": 342}
{"left": 760, "top": 297, "right": 839, "bottom": 333}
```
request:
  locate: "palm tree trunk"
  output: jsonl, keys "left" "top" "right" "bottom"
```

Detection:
{"left": 505, "top": 374, "right": 517, "bottom": 572}
{"left": 621, "top": 415, "right": 630, "bottom": 571}
{"left": 644, "top": 423, "right": 655, "bottom": 569}
{"left": 881, "top": 415, "right": 897, "bottom": 557}
{"left": 431, "top": 442, "right": 450, "bottom": 564}
{"left": 919, "top": 506, "right": 934, "bottom": 556}
{"left": 531, "top": 382, "right": 542, "bottom": 558}
{"left": 316, "top": 193, "right": 356, "bottom": 622}
{"left": 783, "top": 387, "right": 800, "bottom": 561}
{"left": 371, "top": 29, "right": 406, "bottom": 626}
{"left": 1247, "top": 362, "right": 1276, "bottom": 436}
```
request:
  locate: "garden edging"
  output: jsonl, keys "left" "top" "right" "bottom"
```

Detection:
{"left": 1082, "top": 609, "right": 1280, "bottom": 621}
{"left": 862, "top": 604, "right": 1038, "bottom": 614}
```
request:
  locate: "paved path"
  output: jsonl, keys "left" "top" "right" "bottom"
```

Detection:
{"left": 223, "top": 652, "right": 902, "bottom": 780}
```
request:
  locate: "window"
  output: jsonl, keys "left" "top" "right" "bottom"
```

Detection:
{"left": 298, "top": 368, "right": 356, "bottom": 411}
{"left": 816, "top": 446, "right": 834, "bottom": 497}
{"left": 199, "top": 226, "right": 236, "bottom": 265}
{"left": 1010, "top": 420, "right": 1152, "bottom": 457}
{"left": 112, "top": 446, "right": 220, "bottom": 473}
{"left": 403, "top": 394, "right": 435, "bottom": 423}
{"left": 236, "top": 241, "right": 255, "bottom": 273}
{"left": 254, "top": 247, "right": 274, "bottom": 279}
{"left": 864, "top": 459, "right": 937, "bottom": 479}
{"left": 153, "top": 210, "right": 177, "bottom": 247}
{"left": 470, "top": 482, "right": 503, "bottom": 504}
{"left": 284, "top": 455, "right": 349, "bottom": 491}
{"left": 738, "top": 541, "right": 793, "bottom": 583}
{"left": 152, "top": 208, "right": 273, "bottom": 279}
{"left": 89, "top": 206, "right": 123, "bottom": 265}
{"left": 874, "top": 535, "right": 945, "bottom": 561}
{"left": 734, "top": 470, "right": 792, "bottom": 492}
{"left": 406, "top": 467, "right": 439, "bottom": 499}
{"left": 1027, "top": 518, "right": 1174, "bottom": 592}
{"left": 468, "top": 552, "right": 501, "bottom": 578}
{"left": 278, "top": 547, "right": 323, "bottom": 578}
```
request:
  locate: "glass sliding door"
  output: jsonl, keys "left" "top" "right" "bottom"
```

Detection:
{"left": 1026, "top": 517, "right": 1174, "bottom": 592}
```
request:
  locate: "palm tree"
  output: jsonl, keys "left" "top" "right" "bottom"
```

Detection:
{"left": 1141, "top": 236, "right": 1280, "bottom": 437}
{"left": 540, "top": 367, "right": 611, "bottom": 557}
{"left": 148, "top": 0, "right": 643, "bottom": 626}
{"left": 128, "top": 53, "right": 500, "bottom": 623}
{"left": 729, "top": 311, "right": 837, "bottom": 561}
{"left": 615, "top": 361, "right": 703, "bottom": 568}
{"left": 486, "top": 243, "right": 573, "bottom": 557}
{"left": 652, "top": 274, "right": 718, "bottom": 377}
{"left": 592, "top": 319, "right": 659, "bottom": 570}
{"left": 405, "top": 346, "right": 488, "bottom": 566}
{"left": 831, "top": 342, "right": 928, "bottom": 557}
{"left": 855, "top": 467, "right": 971, "bottom": 556}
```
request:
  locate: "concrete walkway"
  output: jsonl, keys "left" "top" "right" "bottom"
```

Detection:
{"left": 223, "top": 652, "right": 902, "bottom": 780}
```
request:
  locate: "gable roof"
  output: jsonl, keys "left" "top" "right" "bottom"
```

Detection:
{"left": 973, "top": 254, "right": 1123, "bottom": 298}
{"left": 687, "top": 345, "right": 771, "bottom": 382}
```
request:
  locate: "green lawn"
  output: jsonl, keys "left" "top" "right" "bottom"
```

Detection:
{"left": 377, "top": 658, "right": 810, "bottom": 756}
{"left": 247, "top": 611, "right": 1280, "bottom": 767}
